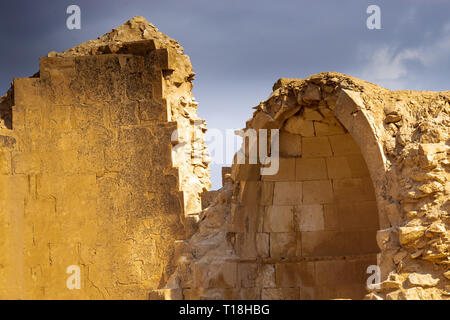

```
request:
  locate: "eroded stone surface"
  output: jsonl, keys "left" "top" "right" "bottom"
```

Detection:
{"left": 164, "top": 73, "right": 449, "bottom": 300}
{"left": 0, "top": 16, "right": 210, "bottom": 299}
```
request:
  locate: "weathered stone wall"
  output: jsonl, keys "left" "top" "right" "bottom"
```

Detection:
{"left": 163, "top": 73, "right": 449, "bottom": 300}
{"left": 0, "top": 17, "right": 210, "bottom": 299}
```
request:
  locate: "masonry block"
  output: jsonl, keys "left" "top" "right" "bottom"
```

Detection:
{"left": 314, "top": 118, "right": 346, "bottom": 136}
{"left": 335, "top": 200, "right": 379, "bottom": 230}
{"left": 273, "top": 181, "right": 302, "bottom": 205}
{"left": 323, "top": 204, "right": 339, "bottom": 231}
{"left": 270, "top": 232, "right": 298, "bottom": 258}
{"left": 275, "top": 262, "right": 315, "bottom": 288}
{"left": 296, "top": 158, "right": 328, "bottom": 181}
{"left": 260, "top": 182, "right": 274, "bottom": 206}
{"left": 264, "top": 206, "right": 294, "bottom": 232}
{"left": 302, "top": 137, "right": 332, "bottom": 158}
{"left": 238, "top": 181, "right": 261, "bottom": 205}
{"left": 256, "top": 233, "right": 270, "bottom": 258}
{"left": 328, "top": 134, "right": 360, "bottom": 156}
{"left": 235, "top": 232, "right": 257, "bottom": 259}
{"left": 296, "top": 205, "right": 324, "bottom": 232}
{"left": 279, "top": 130, "right": 302, "bottom": 157}
{"left": 261, "top": 157, "right": 295, "bottom": 181}
{"left": 302, "top": 180, "right": 333, "bottom": 204}
{"left": 332, "top": 178, "right": 375, "bottom": 202}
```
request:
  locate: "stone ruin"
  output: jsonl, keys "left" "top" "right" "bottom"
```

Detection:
{"left": 0, "top": 17, "right": 449, "bottom": 300}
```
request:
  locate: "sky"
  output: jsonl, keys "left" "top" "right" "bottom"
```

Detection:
{"left": 1, "top": 0, "right": 449, "bottom": 189}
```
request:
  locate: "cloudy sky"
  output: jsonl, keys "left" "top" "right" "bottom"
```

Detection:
{"left": 1, "top": 0, "right": 449, "bottom": 188}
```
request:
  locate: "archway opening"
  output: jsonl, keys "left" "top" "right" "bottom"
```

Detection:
{"left": 250, "top": 104, "right": 380, "bottom": 300}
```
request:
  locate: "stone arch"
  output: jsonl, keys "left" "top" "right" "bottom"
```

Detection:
{"left": 159, "top": 72, "right": 449, "bottom": 301}
{"left": 230, "top": 77, "right": 387, "bottom": 299}
{"left": 333, "top": 89, "right": 390, "bottom": 229}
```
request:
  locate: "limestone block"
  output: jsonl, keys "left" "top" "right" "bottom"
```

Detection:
{"left": 326, "top": 156, "right": 352, "bottom": 179}
{"left": 296, "top": 158, "right": 328, "bottom": 181}
{"left": 270, "top": 232, "right": 298, "bottom": 258}
{"left": 238, "top": 181, "right": 261, "bottom": 205}
{"left": 25, "top": 199, "right": 58, "bottom": 244}
{"left": 323, "top": 204, "right": 339, "bottom": 230}
{"left": 138, "top": 102, "right": 167, "bottom": 122}
{"left": 302, "top": 84, "right": 321, "bottom": 102}
{"left": 302, "top": 137, "right": 332, "bottom": 158}
{"left": 303, "top": 108, "right": 323, "bottom": 121}
{"left": 260, "top": 182, "right": 274, "bottom": 206}
{"left": 418, "top": 143, "right": 446, "bottom": 156}
{"left": 273, "top": 181, "right": 302, "bottom": 205}
{"left": 235, "top": 232, "right": 257, "bottom": 259}
{"left": 296, "top": 205, "right": 324, "bottom": 232}
{"left": 264, "top": 206, "right": 294, "bottom": 232}
{"left": 335, "top": 200, "right": 379, "bottom": 230}
{"left": 256, "top": 233, "right": 270, "bottom": 258}
{"left": 279, "top": 130, "right": 302, "bottom": 157}
{"left": 110, "top": 102, "right": 139, "bottom": 126}
{"left": 238, "top": 263, "right": 259, "bottom": 288}
{"left": 261, "top": 157, "right": 295, "bottom": 181}
{"left": 332, "top": 178, "right": 375, "bottom": 202}
{"left": 398, "top": 226, "right": 426, "bottom": 246}
{"left": 275, "top": 262, "right": 315, "bottom": 288}
{"left": 302, "top": 180, "right": 333, "bottom": 204}
{"left": 256, "top": 264, "right": 276, "bottom": 288}
{"left": 284, "top": 116, "right": 315, "bottom": 137}
{"left": 328, "top": 134, "right": 360, "bottom": 155}
{"left": 315, "top": 260, "right": 353, "bottom": 286}
{"left": 301, "top": 230, "right": 378, "bottom": 257}
{"left": 346, "top": 154, "right": 370, "bottom": 177}
{"left": 12, "top": 152, "right": 41, "bottom": 174}
{"left": 13, "top": 78, "right": 45, "bottom": 107}
{"left": 11, "top": 105, "right": 25, "bottom": 129}
{"left": 0, "top": 151, "right": 11, "bottom": 174}
{"left": 314, "top": 119, "right": 346, "bottom": 136}
{"left": 231, "top": 205, "right": 260, "bottom": 233}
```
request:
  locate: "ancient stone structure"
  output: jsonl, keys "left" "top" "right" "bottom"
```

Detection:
{"left": 0, "top": 17, "right": 449, "bottom": 300}
{"left": 158, "top": 74, "right": 449, "bottom": 300}
{"left": 0, "top": 17, "right": 210, "bottom": 299}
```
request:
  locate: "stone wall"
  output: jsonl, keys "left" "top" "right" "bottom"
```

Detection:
{"left": 0, "top": 17, "right": 210, "bottom": 299}
{"left": 162, "top": 73, "right": 449, "bottom": 300}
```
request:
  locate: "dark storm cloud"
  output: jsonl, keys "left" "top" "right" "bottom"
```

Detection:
{"left": 1, "top": 0, "right": 449, "bottom": 187}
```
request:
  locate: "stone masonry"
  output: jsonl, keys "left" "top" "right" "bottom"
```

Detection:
{"left": 1, "top": 17, "right": 449, "bottom": 300}
{"left": 0, "top": 17, "right": 210, "bottom": 299}
{"left": 161, "top": 74, "right": 449, "bottom": 300}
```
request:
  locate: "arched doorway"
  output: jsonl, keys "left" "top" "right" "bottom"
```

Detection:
{"left": 233, "top": 80, "right": 383, "bottom": 299}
